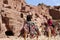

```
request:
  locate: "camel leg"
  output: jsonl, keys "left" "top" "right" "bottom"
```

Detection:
{"left": 36, "top": 35, "right": 38, "bottom": 40}
{"left": 48, "top": 27, "right": 51, "bottom": 40}
{"left": 24, "top": 31, "right": 27, "bottom": 40}
{"left": 36, "top": 28, "right": 40, "bottom": 40}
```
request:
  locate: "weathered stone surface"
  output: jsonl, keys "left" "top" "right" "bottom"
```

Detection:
{"left": 49, "top": 9, "right": 60, "bottom": 19}
{"left": 0, "top": 0, "right": 53, "bottom": 37}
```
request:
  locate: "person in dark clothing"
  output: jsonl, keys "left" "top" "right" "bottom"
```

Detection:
{"left": 26, "top": 14, "right": 32, "bottom": 21}
{"left": 26, "top": 12, "right": 32, "bottom": 34}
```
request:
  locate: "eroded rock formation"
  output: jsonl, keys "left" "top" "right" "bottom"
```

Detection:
{"left": 49, "top": 6, "right": 60, "bottom": 20}
{"left": 0, "top": 0, "right": 53, "bottom": 37}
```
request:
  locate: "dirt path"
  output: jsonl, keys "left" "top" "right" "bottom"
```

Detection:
{"left": 0, "top": 35, "right": 60, "bottom": 40}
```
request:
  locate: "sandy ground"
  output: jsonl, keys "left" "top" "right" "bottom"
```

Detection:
{"left": 0, "top": 35, "right": 60, "bottom": 40}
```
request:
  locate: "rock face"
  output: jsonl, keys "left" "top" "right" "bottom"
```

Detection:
{"left": 49, "top": 9, "right": 60, "bottom": 19}
{"left": 49, "top": 6, "right": 60, "bottom": 20}
{"left": 0, "top": 0, "right": 52, "bottom": 37}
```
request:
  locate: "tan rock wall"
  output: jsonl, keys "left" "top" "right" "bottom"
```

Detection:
{"left": 0, "top": 0, "right": 52, "bottom": 37}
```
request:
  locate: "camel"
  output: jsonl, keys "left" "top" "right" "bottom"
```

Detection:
{"left": 19, "top": 22, "right": 40, "bottom": 40}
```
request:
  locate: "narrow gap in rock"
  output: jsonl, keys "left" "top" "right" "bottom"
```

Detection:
{"left": 5, "top": 6, "right": 11, "bottom": 9}
{"left": 21, "top": 3, "right": 23, "bottom": 6}
{"left": 20, "top": 13, "right": 23, "bottom": 18}
{"left": 21, "top": 7, "right": 25, "bottom": 10}
{"left": 35, "top": 13, "right": 39, "bottom": 18}
{"left": 3, "top": 0, "right": 8, "bottom": 4}
{"left": 1, "top": 10, "right": 4, "bottom": 12}
{"left": 30, "top": 7, "right": 33, "bottom": 9}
